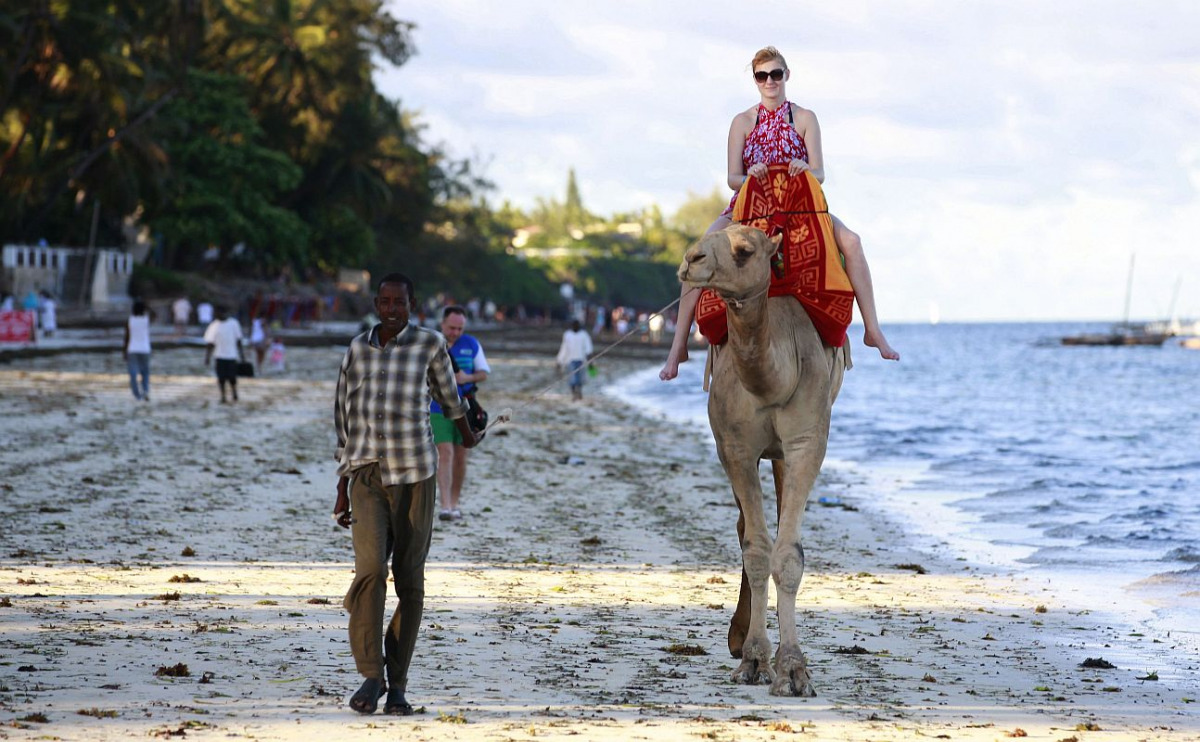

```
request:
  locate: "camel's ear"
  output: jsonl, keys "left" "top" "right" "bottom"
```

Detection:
{"left": 769, "top": 232, "right": 784, "bottom": 249}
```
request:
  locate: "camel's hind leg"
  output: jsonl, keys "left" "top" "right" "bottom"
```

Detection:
{"left": 768, "top": 437, "right": 826, "bottom": 697}
{"left": 720, "top": 453, "right": 776, "bottom": 686}
{"left": 728, "top": 459, "right": 786, "bottom": 658}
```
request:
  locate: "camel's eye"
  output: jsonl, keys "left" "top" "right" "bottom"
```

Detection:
{"left": 733, "top": 245, "right": 754, "bottom": 266}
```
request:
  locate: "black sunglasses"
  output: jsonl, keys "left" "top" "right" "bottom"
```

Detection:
{"left": 754, "top": 68, "right": 786, "bottom": 83}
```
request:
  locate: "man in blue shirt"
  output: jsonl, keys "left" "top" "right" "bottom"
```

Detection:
{"left": 429, "top": 306, "right": 490, "bottom": 521}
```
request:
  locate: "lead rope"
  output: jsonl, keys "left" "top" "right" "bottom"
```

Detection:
{"left": 484, "top": 287, "right": 697, "bottom": 433}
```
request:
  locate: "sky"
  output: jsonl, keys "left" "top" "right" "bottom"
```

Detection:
{"left": 377, "top": 1, "right": 1200, "bottom": 323}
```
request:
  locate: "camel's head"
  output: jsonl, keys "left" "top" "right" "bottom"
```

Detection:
{"left": 678, "top": 225, "right": 783, "bottom": 298}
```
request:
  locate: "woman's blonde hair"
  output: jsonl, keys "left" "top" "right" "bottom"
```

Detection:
{"left": 751, "top": 46, "right": 787, "bottom": 70}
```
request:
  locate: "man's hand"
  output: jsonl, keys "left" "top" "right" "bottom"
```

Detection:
{"left": 454, "top": 416, "right": 483, "bottom": 449}
{"left": 454, "top": 370, "right": 470, "bottom": 385}
{"left": 332, "top": 477, "right": 352, "bottom": 529}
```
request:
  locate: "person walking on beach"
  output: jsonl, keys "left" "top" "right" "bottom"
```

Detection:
{"left": 249, "top": 315, "right": 268, "bottom": 372}
{"left": 203, "top": 306, "right": 245, "bottom": 403}
{"left": 659, "top": 45, "right": 899, "bottom": 382}
{"left": 196, "top": 300, "right": 214, "bottom": 327}
{"left": 123, "top": 300, "right": 153, "bottom": 402}
{"left": 430, "top": 305, "right": 490, "bottom": 522}
{"left": 332, "top": 273, "right": 480, "bottom": 715}
{"left": 556, "top": 319, "right": 594, "bottom": 401}
{"left": 171, "top": 296, "right": 191, "bottom": 337}
{"left": 39, "top": 291, "right": 56, "bottom": 338}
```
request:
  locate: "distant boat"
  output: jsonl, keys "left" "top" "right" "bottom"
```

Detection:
{"left": 1060, "top": 325, "right": 1172, "bottom": 346}
{"left": 1061, "top": 255, "right": 1171, "bottom": 347}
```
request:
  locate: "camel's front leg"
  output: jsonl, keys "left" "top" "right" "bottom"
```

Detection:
{"left": 728, "top": 459, "right": 786, "bottom": 659}
{"left": 719, "top": 451, "right": 775, "bottom": 686}
{"left": 769, "top": 436, "right": 826, "bottom": 697}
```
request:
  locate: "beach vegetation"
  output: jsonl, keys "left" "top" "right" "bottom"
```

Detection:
{"left": 18, "top": 712, "right": 49, "bottom": 723}
{"left": 155, "top": 662, "right": 190, "bottom": 677}
{"left": 0, "top": 3, "right": 694, "bottom": 311}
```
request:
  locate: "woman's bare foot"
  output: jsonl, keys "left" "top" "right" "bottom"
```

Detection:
{"left": 659, "top": 345, "right": 690, "bottom": 381}
{"left": 864, "top": 329, "right": 900, "bottom": 361}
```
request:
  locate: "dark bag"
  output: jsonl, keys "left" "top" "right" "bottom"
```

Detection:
{"left": 464, "top": 392, "right": 488, "bottom": 434}
{"left": 236, "top": 361, "right": 255, "bottom": 378}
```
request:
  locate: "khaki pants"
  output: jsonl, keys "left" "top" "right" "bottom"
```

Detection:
{"left": 342, "top": 464, "right": 435, "bottom": 689}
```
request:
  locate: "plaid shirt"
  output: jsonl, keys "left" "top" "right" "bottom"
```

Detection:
{"left": 334, "top": 323, "right": 466, "bottom": 485}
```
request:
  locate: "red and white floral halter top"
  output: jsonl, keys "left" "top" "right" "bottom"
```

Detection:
{"left": 723, "top": 101, "right": 808, "bottom": 215}
{"left": 743, "top": 101, "right": 807, "bottom": 169}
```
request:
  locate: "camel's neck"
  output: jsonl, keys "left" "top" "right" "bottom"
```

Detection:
{"left": 724, "top": 288, "right": 779, "bottom": 398}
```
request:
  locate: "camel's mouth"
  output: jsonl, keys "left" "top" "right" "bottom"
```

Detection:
{"left": 678, "top": 254, "right": 713, "bottom": 286}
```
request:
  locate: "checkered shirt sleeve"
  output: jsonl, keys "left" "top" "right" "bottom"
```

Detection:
{"left": 334, "top": 324, "right": 467, "bottom": 485}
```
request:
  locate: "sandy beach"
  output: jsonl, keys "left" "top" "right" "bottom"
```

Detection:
{"left": 1, "top": 337, "right": 1196, "bottom": 741}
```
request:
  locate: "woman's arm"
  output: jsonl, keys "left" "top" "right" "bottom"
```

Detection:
{"left": 795, "top": 106, "right": 825, "bottom": 183}
{"left": 726, "top": 110, "right": 752, "bottom": 191}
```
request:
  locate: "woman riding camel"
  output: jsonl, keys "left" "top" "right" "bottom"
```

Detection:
{"left": 660, "top": 46, "right": 899, "bottom": 381}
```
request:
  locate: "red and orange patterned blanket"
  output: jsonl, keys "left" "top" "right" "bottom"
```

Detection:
{"left": 694, "top": 165, "right": 854, "bottom": 347}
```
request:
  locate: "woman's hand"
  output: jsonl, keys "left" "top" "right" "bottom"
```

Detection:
{"left": 787, "top": 158, "right": 811, "bottom": 177}
{"left": 746, "top": 163, "right": 768, "bottom": 181}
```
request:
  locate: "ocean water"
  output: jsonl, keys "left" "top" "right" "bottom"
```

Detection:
{"left": 607, "top": 322, "right": 1200, "bottom": 651}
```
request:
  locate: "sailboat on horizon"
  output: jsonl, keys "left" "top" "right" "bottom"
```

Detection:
{"left": 1060, "top": 254, "right": 1171, "bottom": 346}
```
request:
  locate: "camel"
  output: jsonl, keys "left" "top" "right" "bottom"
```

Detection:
{"left": 678, "top": 224, "right": 845, "bottom": 697}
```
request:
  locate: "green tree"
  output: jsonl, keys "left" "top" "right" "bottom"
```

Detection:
{"left": 671, "top": 188, "right": 727, "bottom": 239}
{"left": 148, "top": 70, "right": 307, "bottom": 271}
{"left": 0, "top": 1, "right": 202, "bottom": 244}
{"left": 564, "top": 167, "right": 583, "bottom": 229}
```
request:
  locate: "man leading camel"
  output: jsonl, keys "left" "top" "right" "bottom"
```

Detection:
{"left": 430, "top": 305, "right": 490, "bottom": 521}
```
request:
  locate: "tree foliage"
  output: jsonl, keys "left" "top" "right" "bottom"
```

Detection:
{"left": 0, "top": 1, "right": 703, "bottom": 313}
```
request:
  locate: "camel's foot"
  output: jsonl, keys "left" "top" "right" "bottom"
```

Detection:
{"left": 769, "top": 646, "right": 815, "bottom": 697}
{"left": 730, "top": 636, "right": 775, "bottom": 685}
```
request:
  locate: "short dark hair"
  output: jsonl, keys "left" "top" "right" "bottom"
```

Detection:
{"left": 442, "top": 305, "right": 466, "bottom": 320}
{"left": 132, "top": 300, "right": 147, "bottom": 316}
{"left": 377, "top": 272, "right": 415, "bottom": 298}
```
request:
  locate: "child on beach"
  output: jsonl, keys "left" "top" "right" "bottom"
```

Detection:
{"left": 267, "top": 337, "right": 286, "bottom": 373}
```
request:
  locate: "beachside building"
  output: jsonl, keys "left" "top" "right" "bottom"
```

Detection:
{"left": 1, "top": 243, "right": 134, "bottom": 309}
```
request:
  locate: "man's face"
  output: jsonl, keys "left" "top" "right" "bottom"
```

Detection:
{"left": 441, "top": 312, "right": 466, "bottom": 345}
{"left": 375, "top": 282, "right": 412, "bottom": 334}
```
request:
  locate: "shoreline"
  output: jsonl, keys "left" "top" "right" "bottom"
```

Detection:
{"left": 0, "top": 343, "right": 1196, "bottom": 740}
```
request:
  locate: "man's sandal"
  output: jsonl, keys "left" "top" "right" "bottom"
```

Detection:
{"left": 383, "top": 687, "right": 414, "bottom": 715}
{"left": 348, "top": 678, "right": 387, "bottom": 714}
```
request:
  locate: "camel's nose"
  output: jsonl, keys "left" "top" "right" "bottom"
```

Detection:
{"left": 678, "top": 246, "right": 709, "bottom": 282}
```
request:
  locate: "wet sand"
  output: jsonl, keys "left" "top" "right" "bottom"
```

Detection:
{"left": 0, "top": 341, "right": 1196, "bottom": 740}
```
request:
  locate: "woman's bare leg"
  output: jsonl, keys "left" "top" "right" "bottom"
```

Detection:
{"left": 831, "top": 215, "right": 899, "bottom": 361}
{"left": 660, "top": 214, "right": 734, "bottom": 381}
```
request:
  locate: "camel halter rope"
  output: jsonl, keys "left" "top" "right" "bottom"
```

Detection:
{"left": 483, "top": 288, "right": 694, "bottom": 433}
